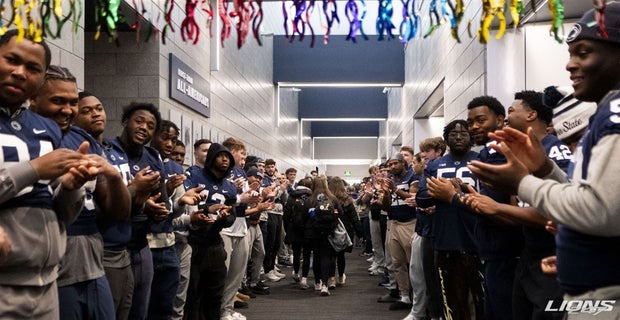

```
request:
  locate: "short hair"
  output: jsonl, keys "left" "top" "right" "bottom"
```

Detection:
{"left": 400, "top": 145, "right": 414, "bottom": 155}
{"left": 414, "top": 152, "right": 422, "bottom": 163}
{"left": 467, "top": 95, "right": 505, "bottom": 117}
{"left": 193, "top": 138, "right": 212, "bottom": 150}
{"left": 159, "top": 120, "right": 180, "bottom": 134}
{"left": 45, "top": 65, "right": 76, "bottom": 83}
{"left": 368, "top": 165, "right": 378, "bottom": 174}
{"left": 265, "top": 159, "right": 276, "bottom": 166}
{"left": 443, "top": 119, "right": 469, "bottom": 141}
{"left": 514, "top": 90, "right": 553, "bottom": 125}
{"left": 222, "top": 137, "right": 246, "bottom": 152}
{"left": 78, "top": 91, "right": 96, "bottom": 101}
{"left": 285, "top": 168, "right": 297, "bottom": 174}
{"left": 0, "top": 29, "right": 51, "bottom": 68}
{"left": 175, "top": 140, "right": 185, "bottom": 147}
{"left": 419, "top": 137, "right": 447, "bottom": 154}
{"left": 297, "top": 177, "right": 313, "bottom": 189}
{"left": 121, "top": 102, "right": 162, "bottom": 131}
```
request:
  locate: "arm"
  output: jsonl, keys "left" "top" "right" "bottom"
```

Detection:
{"left": 92, "top": 155, "right": 132, "bottom": 221}
{"left": 519, "top": 135, "right": 620, "bottom": 236}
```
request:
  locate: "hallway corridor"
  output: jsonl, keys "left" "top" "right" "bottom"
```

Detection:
{"left": 241, "top": 248, "right": 410, "bottom": 320}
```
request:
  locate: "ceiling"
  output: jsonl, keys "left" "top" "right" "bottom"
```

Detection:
{"left": 269, "top": 0, "right": 594, "bottom": 167}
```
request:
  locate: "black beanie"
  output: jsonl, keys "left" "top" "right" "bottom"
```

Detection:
{"left": 566, "top": 1, "right": 620, "bottom": 44}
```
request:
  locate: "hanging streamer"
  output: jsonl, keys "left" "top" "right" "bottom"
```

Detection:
{"left": 219, "top": 0, "right": 232, "bottom": 46}
{"left": 424, "top": 0, "right": 441, "bottom": 38}
{"left": 322, "top": 0, "right": 339, "bottom": 44}
{"left": 593, "top": 0, "right": 608, "bottom": 39}
{"left": 478, "top": 0, "right": 506, "bottom": 44}
{"left": 548, "top": 0, "right": 564, "bottom": 43}
{"left": 345, "top": 0, "right": 360, "bottom": 42}
{"left": 376, "top": 0, "right": 395, "bottom": 40}
{"left": 201, "top": 0, "right": 214, "bottom": 38}
{"left": 358, "top": 0, "right": 369, "bottom": 40}
{"left": 251, "top": 0, "right": 263, "bottom": 45}
{"left": 290, "top": 0, "right": 307, "bottom": 42}
{"left": 399, "top": 0, "right": 413, "bottom": 43}
{"left": 162, "top": 0, "right": 175, "bottom": 44}
{"left": 181, "top": 0, "right": 200, "bottom": 44}
{"left": 305, "top": 0, "right": 317, "bottom": 47}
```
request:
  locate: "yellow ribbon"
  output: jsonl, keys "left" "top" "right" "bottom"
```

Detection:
{"left": 478, "top": 0, "right": 506, "bottom": 43}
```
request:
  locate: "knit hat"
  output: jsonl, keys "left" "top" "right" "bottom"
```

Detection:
{"left": 246, "top": 166, "right": 264, "bottom": 178}
{"left": 543, "top": 86, "right": 596, "bottom": 141}
{"left": 566, "top": 1, "right": 620, "bottom": 44}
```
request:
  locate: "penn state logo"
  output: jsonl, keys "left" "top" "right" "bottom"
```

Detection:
{"left": 10, "top": 121, "right": 21, "bottom": 131}
{"left": 133, "top": 165, "right": 140, "bottom": 171}
{"left": 566, "top": 23, "right": 582, "bottom": 43}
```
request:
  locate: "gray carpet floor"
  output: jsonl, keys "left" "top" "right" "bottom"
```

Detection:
{"left": 238, "top": 248, "right": 410, "bottom": 320}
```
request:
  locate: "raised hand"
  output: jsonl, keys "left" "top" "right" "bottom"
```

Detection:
{"left": 145, "top": 193, "right": 169, "bottom": 221}
{"left": 468, "top": 141, "right": 529, "bottom": 195}
{"left": 166, "top": 174, "right": 186, "bottom": 195}
{"left": 427, "top": 177, "right": 457, "bottom": 203}
{"left": 489, "top": 127, "right": 552, "bottom": 176}
{"left": 179, "top": 185, "right": 206, "bottom": 206}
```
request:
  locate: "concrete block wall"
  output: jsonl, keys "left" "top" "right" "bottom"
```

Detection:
{"left": 46, "top": 0, "right": 86, "bottom": 88}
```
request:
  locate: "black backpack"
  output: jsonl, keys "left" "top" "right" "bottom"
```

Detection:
{"left": 310, "top": 193, "right": 337, "bottom": 235}
{"left": 291, "top": 194, "right": 308, "bottom": 230}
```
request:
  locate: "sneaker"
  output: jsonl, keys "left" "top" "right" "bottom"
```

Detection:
{"left": 236, "top": 292, "right": 251, "bottom": 301}
{"left": 249, "top": 284, "right": 270, "bottom": 295}
{"left": 265, "top": 270, "right": 282, "bottom": 282}
{"left": 337, "top": 274, "right": 346, "bottom": 286}
{"left": 368, "top": 262, "right": 378, "bottom": 272}
{"left": 390, "top": 300, "right": 413, "bottom": 310}
{"left": 369, "top": 268, "right": 383, "bottom": 276}
{"left": 377, "top": 289, "right": 400, "bottom": 303}
{"left": 327, "top": 277, "right": 336, "bottom": 289}
{"left": 233, "top": 296, "right": 248, "bottom": 309}
{"left": 300, "top": 277, "right": 310, "bottom": 290}
{"left": 402, "top": 314, "right": 415, "bottom": 320}
{"left": 238, "top": 287, "right": 256, "bottom": 299}
{"left": 292, "top": 271, "right": 300, "bottom": 282}
{"left": 360, "top": 251, "right": 373, "bottom": 257}
{"left": 320, "top": 284, "right": 330, "bottom": 296}
{"left": 314, "top": 281, "right": 322, "bottom": 291}
{"left": 230, "top": 311, "right": 247, "bottom": 320}
{"left": 366, "top": 256, "right": 375, "bottom": 262}
{"left": 273, "top": 269, "right": 286, "bottom": 279}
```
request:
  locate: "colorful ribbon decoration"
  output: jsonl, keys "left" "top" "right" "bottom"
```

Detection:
{"left": 424, "top": 0, "right": 441, "bottom": 38}
{"left": 376, "top": 0, "right": 395, "bottom": 40}
{"left": 548, "top": 0, "right": 564, "bottom": 43}
{"left": 345, "top": 0, "right": 360, "bottom": 42}
{"left": 251, "top": 0, "right": 263, "bottom": 45}
{"left": 180, "top": 0, "right": 200, "bottom": 44}
{"left": 478, "top": 0, "right": 506, "bottom": 44}
{"left": 322, "top": 0, "right": 339, "bottom": 44}
{"left": 0, "top": 0, "right": 580, "bottom": 48}
{"left": 201, "top": 0, "right": 214, "bottom": 38}
{"left": 218, "top": 0, "right": 232, "bottom": 47}
{"left": 593, "top": 0, "right": 608, "bottom": 39}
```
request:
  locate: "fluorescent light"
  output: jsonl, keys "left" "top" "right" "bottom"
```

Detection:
{"left": 313, "top": 136, "right": 378, "bottom": 139}
{"left": 302, "top": 118, "right": 386, "bottom": 121}
{"left": 316, "top": 159, "right": 377, "bottom": 165}
{"left": 278, "top": 82, "right": 402, "bottom": 88}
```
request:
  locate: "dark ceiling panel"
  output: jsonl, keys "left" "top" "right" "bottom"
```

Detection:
{"left": 273, "top": 35, "right": 404, "bottom": 84}
{"left": 311, "top": 121, "right": 380, "bottom": 137}
{"left": 299, "top": 87, "right": 387, "bottom": 119}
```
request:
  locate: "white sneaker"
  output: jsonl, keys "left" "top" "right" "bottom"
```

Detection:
{"left": 273, "top": 269, "right": 286, "bottom": 279}
{"left": 368, "top": 263, "right": 378, "bottom": 272}
{"left": 337, "top": 274, "right": 346, "bottom": 286}
{"left": 320, "top": 284, "right": 330, "bottom": 296}
{"left": 327, "top": 276, "right": 336, "bottom": 289}
{"left": 292, "top": 271, "right": 300, "bottom": 282}
{"left": 300, "top": 277, "right": 309, "bottom": 290}
{"left": 401, "top": 314, "right": 415, "bottom": 320}
{"left": 265, "top": 270, "right": 282, "bottom": 282}
{"left": 314, "top": 281, "right": 322, "bottom": 291}
{"left": 230, "top": 311, "right": 246, "bottom": 320}
{"left": 366, "top": 256, "right": 374, "bottom": 262}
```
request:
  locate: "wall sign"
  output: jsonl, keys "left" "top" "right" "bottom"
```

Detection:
{"left": 169, "top": 53, "right": 211, "bottom": 117}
